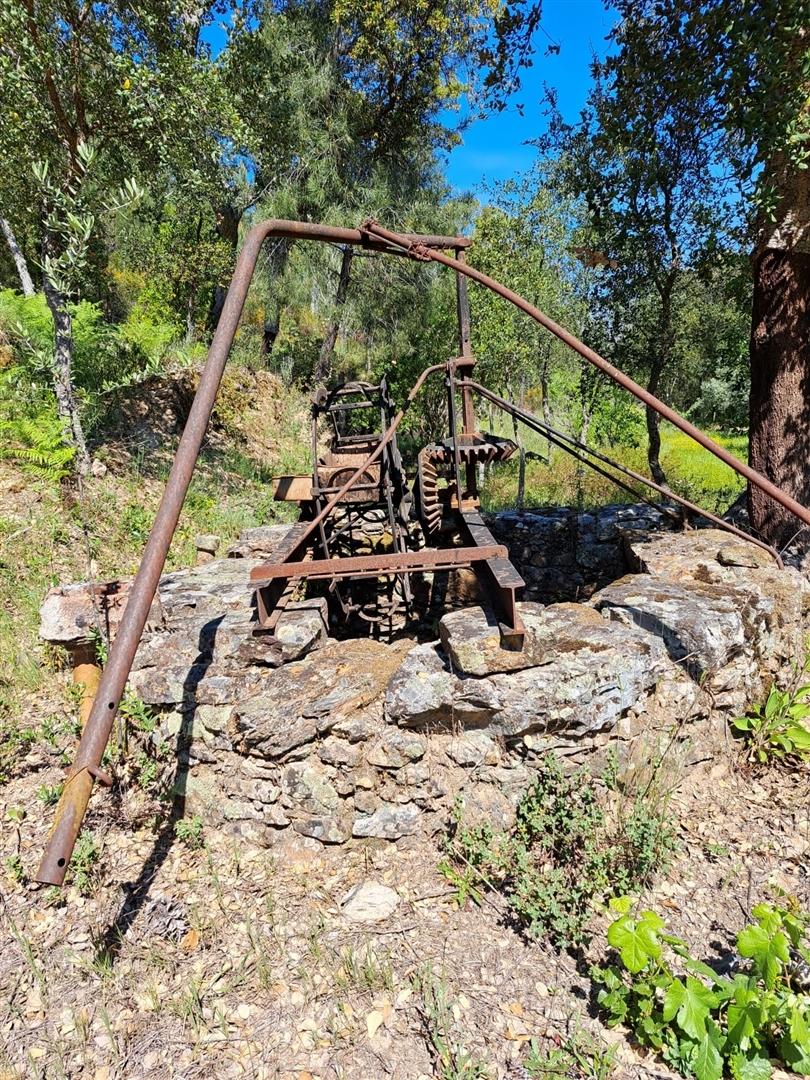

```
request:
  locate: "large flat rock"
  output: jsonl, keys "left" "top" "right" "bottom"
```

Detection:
{"left": 592, "top": 576, "right": 746, "bottom": 677}
{"left": 439, "top": 601, "right": 605, "bottom": 676}
{"left": 229, "top": 638, "right": 412, "bottom": 760}
{"left": 386, "top": 604, "right": 669, "bottom": 740}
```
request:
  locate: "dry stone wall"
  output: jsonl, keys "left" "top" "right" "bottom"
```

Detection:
{"left": 40, "top": 511, "right": 810, "bottom": 849}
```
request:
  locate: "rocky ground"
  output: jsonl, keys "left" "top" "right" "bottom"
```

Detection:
{"left": 4, "top": 460, "right": 810, "bottom": 1078}
{"left": 1, "top": 736, "right": 808, "bottom": 1080}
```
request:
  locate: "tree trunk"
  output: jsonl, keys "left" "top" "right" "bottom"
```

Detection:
{"left": 1, "top": 216, "right": 35, "bottom": 296}
{"left": 43, "top": 275, "right": 91, "bottom": 475}
{"left": 539, "top": 351, "right": 552, "bottom": 460}
{"left": 261, "top": 310, "right": 281, "bottom": 358}
{"left": 185, "top": 285, "right": 197, "bottom": 345}
{"left": 509, "top": 380, "right": 526, "bottom": 509}
{"left": 313, "top": 246, "right": 354, "bottom": 386}
{"left": 261, "top": 237, "right": 292, "bottom": 362}
{"left": 207, "top": 203, "right": 242, "bottom": 332}
{"left": 646, "top": 281, "right": 673, "bottom": 488}
{"left": 748, "top": 160, "right": 810, "bottom": 548}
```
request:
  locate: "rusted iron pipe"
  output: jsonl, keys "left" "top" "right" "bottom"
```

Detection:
{"left": 73, "top": 649, "right": 102, "bottom": 730}
{"left": 465, "top": 380, "right": 784, "bottom": 568}
{"left": 37, "top": 221, "right": 467, "bottom": 887}
{"left": 361, "top": 220, "right": 810, "bottom": 537}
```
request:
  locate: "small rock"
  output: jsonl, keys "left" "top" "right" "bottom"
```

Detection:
{"left": 195, "top": 534, "right": 220, "bottom": 556}
{"left": 353, "top": 802, "right": 420, "bottom": 840}
{"left": 294, "top": 812, "right": 352, "bottom": 844}
{"left": 264, "top": 803, "right": 291, "bottom": 828}
{"left": 282, "top": 764, "right": 339, "bottom": 813}
{"left": 353, "top": 768, "right": 377, "bottom": 790}
{"left": 446, "top": 732, "right": 500, "bottom": 767}
{"left": 399, "top": 762, "right": 431, "bottom": 786}
{"left": 223, "top": 799, "right": 261, "bottom": 821}
{"left": 353, "top": 790, "right": 380, "bottom": 815}
{"left": 341, "top": 881, "right": 400, "bottom": 922}
{"left": 318, "top": 739, "right": 360, "bottom": 767}
{"left": 332, "top": 712, "right": 381, "bottom": 743}
{"left": 366, "top": 730, "right": 426, "bottom": 769}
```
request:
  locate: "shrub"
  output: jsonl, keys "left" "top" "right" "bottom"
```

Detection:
{"left": 175, "top": 815, "right": 205, "bottom": 850}
{"left": 0, "top": 406, "right": 75, "bottom": 480}
{"left": 732, "top": 657, "right": 810, "bottom": 766}
{"left": 440, "top": 751, "right": 678, "bottom": 949}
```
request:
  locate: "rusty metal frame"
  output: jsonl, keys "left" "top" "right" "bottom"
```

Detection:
{"left": 36, "top": 222, "right": 469, "bottom": 887}
{"left": 252, "top": 544, "right": 508, "bottom": 584}
{"left": 37, "top": 215, "right": 810, "bottom": 887}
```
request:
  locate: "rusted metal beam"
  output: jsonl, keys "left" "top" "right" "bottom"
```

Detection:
{"left": 459, "top": 511, "right": 525, "bottom": 647}
{"left": 360, "top": 218, "right": 810, "bottom": 538}
{"left": 251, "top": 544, "right": 507, "bottom": 583}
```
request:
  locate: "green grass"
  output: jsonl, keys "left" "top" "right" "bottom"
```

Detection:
{"left": 0, "top": 370, "right": 311, "bottom": 740}
{"left": 480, "top": 423, "right": 748, "bottom": 514}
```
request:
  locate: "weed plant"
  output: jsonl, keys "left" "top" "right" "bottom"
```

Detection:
{"left": 732, "top": 655, "right": 810, "bottom": 765}
{"left": 440, "top": 751, "right": 678, "bottom": 949}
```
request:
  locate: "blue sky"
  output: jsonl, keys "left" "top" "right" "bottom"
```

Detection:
{"left": 202, "top": 1, "right": 618, "bottom": 195}
{"left": 444, "top": 0, "right": 618, "bottom": 194}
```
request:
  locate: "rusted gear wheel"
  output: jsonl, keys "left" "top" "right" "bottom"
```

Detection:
{"left": 416, "top": 449, "right": 442, "bottom": 534}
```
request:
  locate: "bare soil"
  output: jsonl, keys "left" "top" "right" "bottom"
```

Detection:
{"left": 1, "top": 726, "right": 808, "bottom": 1080}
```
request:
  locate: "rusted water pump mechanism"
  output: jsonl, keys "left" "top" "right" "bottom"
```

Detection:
{"left": 37, "top": 217, "right": 810, "bottom": 887}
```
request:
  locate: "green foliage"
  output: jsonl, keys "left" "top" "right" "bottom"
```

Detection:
{"left": 4, "top": 854, "right": 24, "bottom": 884}
{"left": 440, "top": 752, "right": 678, "bottom": 949}
{"left": 135, "top": 751, "right": 158, "bottom": 790}
{"left": 0, "top": 407, "right": 75, "bottom": 481}
{"left": 732, "top": 657, "right": 810, "bottom": 765}
{"left": 523, "top": 1029, "right": 617, "bottom": 1080}
{"left": 592, "top": 899, "right": 810, "bottom": 1080}
{"left": 175, "top": 816, "right": 205, "bottom": 851}
{"left": 119, "top": 692, "right": 157, "bottom": 733}
{"left": 69, "top": 831, "right": 100, "bottom": 896}
{"left": 36, "top": 782, "right": 63, "bottom": 806}
{"left": 480, "top": 426, "right": 747, "bottom": 514}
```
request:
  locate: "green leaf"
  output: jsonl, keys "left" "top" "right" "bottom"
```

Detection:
{"left": 726, "top": 986, "right": 762, "bottom": 1050}
{"left": 609, "top": 895, "right": 633, "bottom": 915}
{"left": 787, "top": 724, "right": 810, "bottom": 750}
{"left": 790, "top": 1003, "right": 810, "bottom": 1048}
{"left": 607, "top": 912, "right": 662, "bottom": 974}
{"left": 672, "top": 977, "right": 716, "bottom": 1040}
{"left": 663, "top": 978, "right": 686, "bottom": 1023}
{"left": 693, "top": 1033, "right": 723, "bottom": 1080}
{"left": 729, "top": 1051, "right": 772, "bottom": 1080}
{"left": 765, "top": 691, "right": 780, "bottom": 718}
{"left": 738, "top": 923, "right": 789, "bottom": 988}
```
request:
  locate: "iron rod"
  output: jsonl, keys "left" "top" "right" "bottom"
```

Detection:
{"left": 361, "top": 219, "right": 810, "bottom": 536}
{"left": 464, "top": 380, "right": 783, "bottom": 568}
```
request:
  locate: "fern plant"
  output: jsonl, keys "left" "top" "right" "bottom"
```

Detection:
{"left": 0, "top": 410, "right": 75, "bottom": 480}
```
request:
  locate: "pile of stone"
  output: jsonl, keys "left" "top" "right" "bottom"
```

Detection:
{"left": 40, "top": 511, "right": 810, "bottom": 849}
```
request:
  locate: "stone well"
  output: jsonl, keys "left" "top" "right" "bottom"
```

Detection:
{"left": 40, "top": 509, "right": 810, "bottom": 847}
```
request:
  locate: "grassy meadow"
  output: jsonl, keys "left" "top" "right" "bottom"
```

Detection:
{"left": 480, "top": 423, "right": 748, "bottom": 513}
